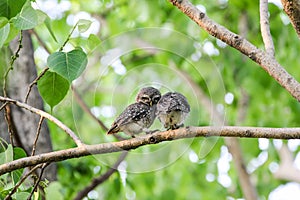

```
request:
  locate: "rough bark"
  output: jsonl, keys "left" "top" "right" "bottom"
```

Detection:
{"left": 1, "top": 126, "right": 300, "bottom": 175}
{"left": 0, "top": 31, "right": 56, "bottom": 181}
{"left": 281, "top": 0, "right": 300, "bottom": 38}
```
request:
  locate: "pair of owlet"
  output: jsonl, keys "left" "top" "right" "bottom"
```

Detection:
{"left": 107, "top": 87, "right": 190, "bottom": 137}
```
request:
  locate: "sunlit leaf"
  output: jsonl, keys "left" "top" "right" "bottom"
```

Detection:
{"left": 0, "top": 23, "right": 10, "bottom": 48}
{"left": 45, "top": 17, "right": 58, "bottom": 42}
{"left": 47, "top": 48, "right": 88, "bottom": 82}
{"left": 87, "top": 34, "right": 101, "bottom": 52}
{"left": 0, "top": 145, "right": 13, "bottom": 165}
{"left": 12, "top": 1, "right": 38, "bottom": 30}
{"left": 12, "top": 192, "right": 30, "bottom": 200}
{"left": 37, "top": 71, "right": 70, "bottom": 108}
{"left": 0, "top": 17, "right": 8, "bottom": 28}
{"left": 77, "top": 19, "right": 92, "bottom": 33}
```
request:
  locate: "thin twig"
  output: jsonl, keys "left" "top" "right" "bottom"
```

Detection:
{"left": 71, "top": 86, "right": 126, "bottom": 141}
{"left": 4, "top": 164, "right": 44, "bottom": 200}
{"left": 259, "top": 0, "right": 275, "bottom": 56}
{"left": 24, "top": 28, "right": 51, "bottom": 103}
{"left": 71, "top": 86, "right": 108, "bottom": 131}
{"left": 227, "top": 93, "right": 258, "bottom": 200}
{"left": 1, "top": 126, "right": 300, "bottom": 175}
{"left": 0, "top": 96, "right": 84, "bottom": 147}
{"left": 31, "top": 117, "right": 45, "bottom": 156}
{"left": 27, "top": 163, "right": 49, "bottom": 200}
{"left": 0, "top": 102, "right": 8, "bottom": 112}
{"left": 24, "top": 67, "right": 49, "bottom": 103}
{"left": 4, "top": 106, "right": 14, "bottom": 146}
{"left": 28, "top": 29, "right": 51, "bottom": 54}
{"left": 74, "top": 151, "right": 128, "bottom": 200}
{"left": 60, "top": 22, "right": 78, "bottom": 51}
{"left": 2, "top": 31, "right": 23, "bottom": 97}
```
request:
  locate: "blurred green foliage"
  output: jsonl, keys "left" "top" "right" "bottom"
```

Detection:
{"left": 1, "top": 0, "right": 300, "bottom": 199}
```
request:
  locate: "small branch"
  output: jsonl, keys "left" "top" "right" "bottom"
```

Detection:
{"left": 4, "top": 105, "right": 14, "bottom": 146}
{"left": 2, "top": 31, "right": 23, "bottom": 97}
{"left": 225, "top": 90, "right": 258, "bottom": 200}
{"left": 0, "top": 96, "right": 84, "bottom": 147}
{"left": 71, "top": 86, "right": 108, "bottom": 131}
{"left": 4, "top": 164, "right": 44, "bottom": 200}
{"left": 27, "top": 163, "right": 49, "bottom": 200}
{"left": 0, "top": 102, "right": 8, "bottom": 111}
{"left": 281, "top": 0, "right": 300, "bottom": 38}
{"left": 1, "top": 126, "right": 300, "bottom": 175}
{"left": 28, "top": 29, "right": 51, "bottom": 54}
{"left": 24, "top": 67, "right": 49, "bottom": 103}
{"left": 168, "top": 0, "right": 300, "bottom": 102}
{"left": 31, "top": 117, "right": 45, "bottom": 156}
{"left": 74, "top": 151, "right": 128, "bottom": 200}
{"left": 60, "top": 22, "right": 78, "bottom": 51}
{"left": 71, "top": 86, "right": 126, "bottom": 141}
{"left": 260, "top": 0, "right": 275, "bottom": 56}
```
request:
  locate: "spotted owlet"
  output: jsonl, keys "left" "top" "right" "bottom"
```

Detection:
{"left": 156, "top": 92, "right": 190, "bottom": 130}
{"left": 107, "top": 87, "right": 161, "bottom": 138}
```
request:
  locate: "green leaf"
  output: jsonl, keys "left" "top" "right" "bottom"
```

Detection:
{"left": 45, "top": 17, "right": 58, "bottom": 42}
{"left": 11, "top": 1, "right": 39, "bottom": 30}
{"left": 77, "top": 19, "right": 92, "bottom": 33}
{"left": 87, "top": 34, "right": 101, "bottom": 52}
{"left": 47, "top": 49, "right": 88, "bottom": 82}
{"left": 4, "top": 24, "right": 19, "bottom": 44}
{"left": 0, "top": 0, "right": 26, "bottom": 19}
{"left": 36, "top": 9, "right": 47, "bottom": 25}
{"left": 37, "top": 71, "right": 70, "bottom": 108}
{"left": 12, "top": 192, "right": 30, "bottom": 200}
{"left": 13, "top": 147, "right": 27, "bottom": 160}
{"left": 0, "top": 17, "right": 8, "bottom": 29}
{"left": 45, "top": 182, "right": 64, "bottom": 200}
{"left": 0, "top": 144, "right": 13, "bottom": 165}
{"left": 0, "top": 23, "right": 10, "bottom": 48}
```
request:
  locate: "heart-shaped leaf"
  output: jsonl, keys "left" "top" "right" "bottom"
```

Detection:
{"left": 47, "top": 48, "right": 88, "bottom": 82}
{"left": 37, "top": 71, "right": 70, "bottom": 108}
{"left": 12, "top": 1, "right": 39, "bottom": 30}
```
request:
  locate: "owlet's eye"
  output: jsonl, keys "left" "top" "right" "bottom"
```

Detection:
{"left": 141, "top": 96, "right": 150, "bottom": 101}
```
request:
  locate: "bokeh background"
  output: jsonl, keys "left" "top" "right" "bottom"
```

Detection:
{"left": 21, "top": 0, "right": 300, "bottom": 199}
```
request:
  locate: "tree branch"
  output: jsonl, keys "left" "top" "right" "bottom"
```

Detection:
{"left": 0, "top": 96, "right": 84, "bottom": 147}
{"left": 168, "top": 0, "right": 300, "bottom": 102}
{"left": 1, "top": 126, "right": 300, "bottom": 175}
{"left": 281, "top": 0, "right": 300, "bottom": 38}
{"left": 260, "top": 0, "right": 275, "bottom": 56}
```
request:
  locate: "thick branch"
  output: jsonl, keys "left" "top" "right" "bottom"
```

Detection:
{"left": 281, "top": 0, "right": 300, "bottom": 38}
{"left": 0, "top": 96, "right": 84, "bottom": 147}
{"left": 260, "top": 0, "right": 275, "bottom": 56}
{"left": 168, "top": 0, "right": 300, "bottom": 102}
{"left": 1, "top": 126, "right": 300, "bottom": 175}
